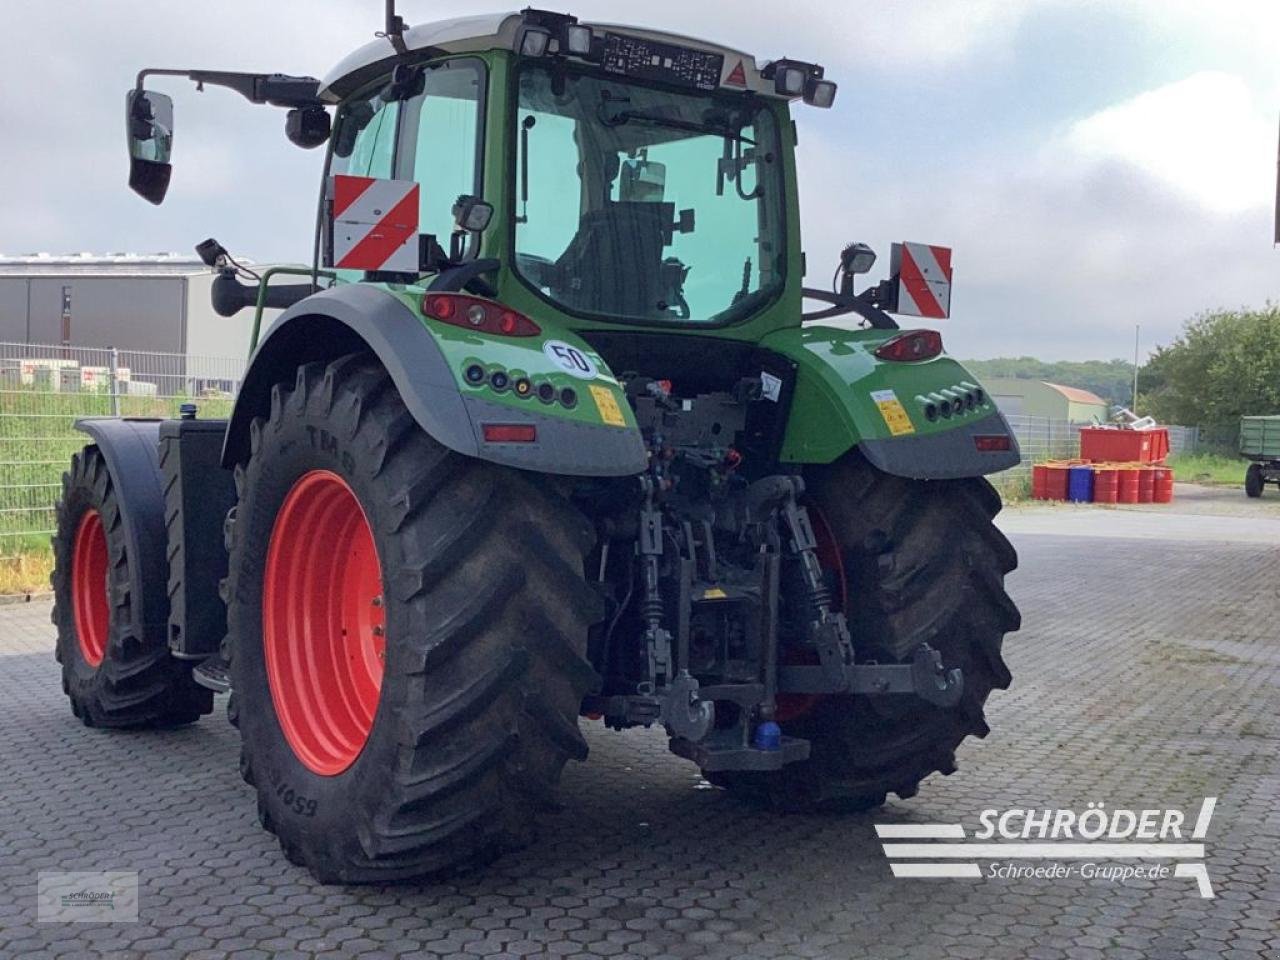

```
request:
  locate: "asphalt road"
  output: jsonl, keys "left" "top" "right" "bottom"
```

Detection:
{"left": 1, "top": 485, "right": 1277, "bottom": 959}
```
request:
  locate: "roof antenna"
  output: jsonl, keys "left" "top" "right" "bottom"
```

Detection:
{"left": 379, "top": 0, "right": 409, "bottom": 55}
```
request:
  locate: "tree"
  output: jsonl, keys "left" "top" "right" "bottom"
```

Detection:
{"left": 1141, "top": 305, "right": 1280, "bottom": 445}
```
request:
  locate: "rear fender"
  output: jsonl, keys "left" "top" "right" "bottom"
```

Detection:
{"left": 221, "top": 284, "right": 647, "bottom": 476}
{"left": 762, "top": 324, "right": 1020, "bottom": 479}
{"left": 73, "top": 418, "right": 168, "bottom": 638}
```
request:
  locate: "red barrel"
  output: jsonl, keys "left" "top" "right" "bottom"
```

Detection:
{"left": 1136, "top": 467, "right": 1155, "bottom": 503}
{"left": 1032, "top": 464, "right": 1050, "bottom": 500}
{"left": 1093, "top": 467, "right": 1118, "bottom": 504}
{"left": 1152, "top": 466, "right": 1174, "bottom": 503}
{"left": 1044, "top": 464, "right": 1070, "bottom": 501}
{"left": 1117, "top": 468, "right": 1139, "bottom": 504}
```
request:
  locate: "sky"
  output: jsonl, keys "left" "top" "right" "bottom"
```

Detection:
{"left": 1, "top": 0, "right": 1278, "bottom": 360}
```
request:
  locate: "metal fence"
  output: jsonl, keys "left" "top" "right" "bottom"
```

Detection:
{"left": 0, "top": 341, "right": 1205, "bottom": 550}
{"left": 0, "top": 342, "right": 245, "bottom": 552}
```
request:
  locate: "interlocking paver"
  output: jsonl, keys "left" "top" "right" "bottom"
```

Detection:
{"left": 2, "top": 528, "right": 1277, "bottom": 958}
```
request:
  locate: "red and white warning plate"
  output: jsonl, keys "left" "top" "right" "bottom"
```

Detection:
{"left": 327, "top": 174, "right": 420, "bottom": 273}
{"left": 890, "top": 242, "right": 952, "bottom": 319}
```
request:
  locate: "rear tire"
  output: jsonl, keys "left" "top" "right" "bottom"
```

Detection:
{"left": 712, "top": 451, "right": 1019, "bottom": 811}
{"left": 1245, "top": 463, "right": 1264, "bottom": 498}
{"left": 225, "top": 354, "right": 603, "bottom": 882}
{"left": 51, "top": 446, "right": 212, "bottom": 727}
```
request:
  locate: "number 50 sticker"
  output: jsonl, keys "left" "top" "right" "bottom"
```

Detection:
{"left": 543, "top": 340, "right": 599, "bottom": 380}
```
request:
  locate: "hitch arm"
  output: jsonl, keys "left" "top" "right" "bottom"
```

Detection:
{"left": 778, "top": 644, "right": 964, "bottom": 708}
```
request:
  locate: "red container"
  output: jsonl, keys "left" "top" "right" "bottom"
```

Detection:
{"left": 1093, "top": 467, "right": 1119, "bottom": 504}
{"left": 1043, "top": 464, "right": 1070, "bottom": 501}
{"left": 1116, "top": 468, "right": 1140, "bottom": 504}
{"left": 1032, "top": 464, "right": 1049, "bottom": 500}
{"left": 1079, "top": 427, "right": 1170, "bottom": 464}
{"left": 1152, "top": 466, "right": 1174, "bottom": 503}
{"left": 1136, "top": 467, "right": 1155, "bottom": 503}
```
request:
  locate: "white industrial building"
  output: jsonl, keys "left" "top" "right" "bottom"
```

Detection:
{"left": 0, "top": 253, "right": 276, "bottom": 394}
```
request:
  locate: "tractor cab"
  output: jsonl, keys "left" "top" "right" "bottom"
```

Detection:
{"left": 123, "top": 10, "right": 938, "bottom": 337}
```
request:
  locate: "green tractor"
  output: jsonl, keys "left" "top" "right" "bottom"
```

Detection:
{"left": 53, "top": 6, "right": 1020, "bottom": 882}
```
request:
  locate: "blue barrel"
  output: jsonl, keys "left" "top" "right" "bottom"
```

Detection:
{"left": 1067, "top": 465, "right": 1094, "bottom": 503}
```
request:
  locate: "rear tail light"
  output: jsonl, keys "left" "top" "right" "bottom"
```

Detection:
{"left": 974, "top": 434, "right": 1012, "bottom": 452}
{"left": 423, "top": 294, "right": 541, "bottom": 337}
{"left": 482, "top": 423, "right": 537, "bottom": 443}
{"left": 874, "top": 329, "right": 943, "bottom": 362}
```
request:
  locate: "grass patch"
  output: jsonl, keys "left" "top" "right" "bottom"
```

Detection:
{"left": 1167, "top": 452, "right": 1250, "bottom": 486}
{"left": 0, "top": 548, "right": 53, "bottom": 596}
{"left": 0, "top": 384, "right": 233, "bottom": 593}
{"left": 989, "top": 470, "right": 1032, "bottom": 502}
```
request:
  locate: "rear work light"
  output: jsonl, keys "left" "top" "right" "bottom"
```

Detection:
{"left": 873, "top": 329, "right": 943, "bottom": 362}
{"left": 482, "top": 423, "right": 538, "bottom": 443}
{"left": 974, "top": 435, "right": 1012, "bottom": 452}
{"left": 422, "top": 294, "right": 541, "bottom": 337}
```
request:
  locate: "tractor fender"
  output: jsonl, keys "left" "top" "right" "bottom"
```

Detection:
{"left": 73, "top": 418, "right": 169, "bottom": 640}
{"left": 221, "top": 283, "right": 648, "bottom": 476}
{"left": 763, "top": 324, "right": 1021, "bottom": 479}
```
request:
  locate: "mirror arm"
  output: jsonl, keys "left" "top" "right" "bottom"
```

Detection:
{"left": 135, "top": 68, "right": 324, "bottom": 108}
{"left": 801, "top": 287, "right": 898, "bottom": 329}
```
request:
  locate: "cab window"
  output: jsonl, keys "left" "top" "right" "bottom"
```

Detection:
{"left": 401, "top": 59, "right": 485, "bottom": 244}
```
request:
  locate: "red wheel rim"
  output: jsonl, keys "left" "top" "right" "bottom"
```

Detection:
{"left": 263, "top": 470, "right": 385, "bottom": 776}
{"left": 776, "top": 503, "right": 847, "bottom": 723}
{"left": 71, "top": 509, "right": 110, "bottom": 667}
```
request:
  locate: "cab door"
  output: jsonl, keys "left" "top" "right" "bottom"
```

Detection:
{"left": 323, "top": 57, "right": 488, "bottom": 278}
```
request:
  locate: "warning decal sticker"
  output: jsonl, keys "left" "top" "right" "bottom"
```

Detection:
{"left": 870, "top": 388, "right": 916, "bottom": 436}
{"left": 589, "top": 384, "right": 626, "bottom": 427}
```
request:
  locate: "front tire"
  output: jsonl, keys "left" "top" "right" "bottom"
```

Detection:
{"left": 225, "top": 354, "right": 602, "bottom": 882}
{"left": 51, "top": 446, "right": 212, "bottom": 727}
{"left": 713, "top": 451, "right": 1019, "bottom": 811}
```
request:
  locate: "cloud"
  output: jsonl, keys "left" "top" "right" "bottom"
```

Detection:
{"left": 2, "top": 1, "right": 1278, "bottom": 364}
{"left": 794, "top": 68, "right": 1280, "bottom": 362}
{"left": 1064, "top": 72, "right": 1274, "bottom": 214}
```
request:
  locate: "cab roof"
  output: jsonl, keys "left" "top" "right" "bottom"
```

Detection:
{"left": 319, "top": 11, "right": 778, "bottom": 102}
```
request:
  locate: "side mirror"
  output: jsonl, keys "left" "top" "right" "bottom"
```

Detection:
{"left": 125, "top": 89, "right": 174, "bottom": 204}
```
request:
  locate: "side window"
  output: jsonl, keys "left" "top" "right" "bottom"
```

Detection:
{"left": 331, "top": 93, "right": 399, "bottom": 179}
{"left": 403, "top": 61, "right": 484, "bottom": 244}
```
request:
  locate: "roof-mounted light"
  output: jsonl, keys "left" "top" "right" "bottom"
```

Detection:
{"left": 763, "top": 58, "right": 835, "bottom": 106}
{"left": 774, "top": 65, "right": 807, "bottom": 96}
{"left": 518, "top": 25, "right": 552, "bottom": 57}
{"left": 519, "top": 8, "right": 598, "bottom": 61}
{"left": 564, "top": 23, "right": 593, "bottom": 56}
{"left": 806, "top": 79, "right": 838, "bottom": 108}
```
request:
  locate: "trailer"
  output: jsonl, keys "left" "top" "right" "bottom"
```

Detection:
{"left": 1240, "top": 415, "right": 1280, "bottom": 497}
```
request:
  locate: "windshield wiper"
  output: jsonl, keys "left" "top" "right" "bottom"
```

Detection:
{"left": 599, "top": 107, "right": 755, "bottom": 145}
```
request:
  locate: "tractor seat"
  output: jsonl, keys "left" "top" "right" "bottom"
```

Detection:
{"left": 553, "top": 201, "right": 675, "bottom": 318}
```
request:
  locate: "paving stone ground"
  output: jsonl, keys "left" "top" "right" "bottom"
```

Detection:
{"left": 1, "top": 508, "right": 1277, "bottom": 959}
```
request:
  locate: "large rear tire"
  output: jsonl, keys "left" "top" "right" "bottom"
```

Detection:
{"left": 225, "top": 354, "right": 602, "bottom": 882}
{"left": 713, "top": 451, "right": 1019, "bottom": 811}
{"left": 51, "top": 446, "right": 212, "bottom": 727}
